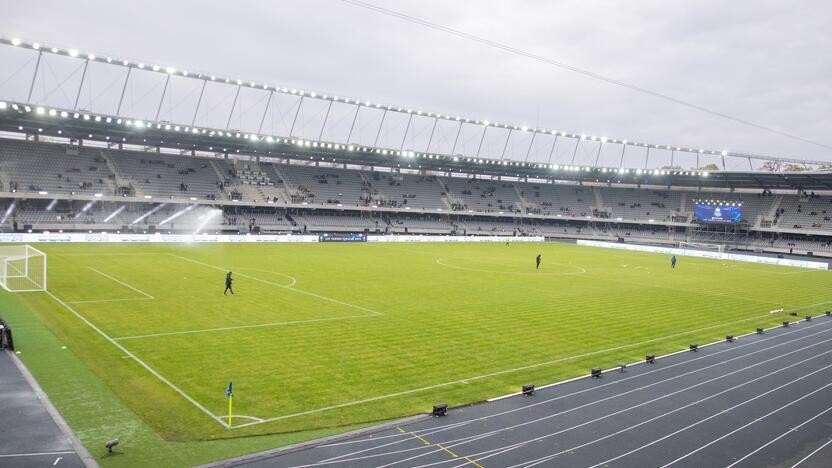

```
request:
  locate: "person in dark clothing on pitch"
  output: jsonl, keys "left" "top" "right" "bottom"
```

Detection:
{"left": 536, "top": 254, "right": 542, "bottom": 270}
{"left": 224, "top": 271, "right": 235, "bottom": 295}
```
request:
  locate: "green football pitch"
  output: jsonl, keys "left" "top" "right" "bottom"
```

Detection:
{"left": 7, "top": 241, "right": 831, "bottom": 445}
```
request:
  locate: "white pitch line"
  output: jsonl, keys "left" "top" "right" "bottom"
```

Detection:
{"left": 87, "top": 267, "right": 154, "bottom": 299}
{"left": 229, "top": 312, "right": 788, "bottom": 429}
{"left": 435, "top": 258, "right": 587, "bottom": 276}
{"left": 167, "top": 254, "right": 383, "bottom": 317}
{"left": 44, "top": 291, "right": 226, "bottom": 428}
{"left": 114, "top": 314, "right": 379, "bottom": 340}
{"left": 725, "top": 403, "right": 832, "bottom": 468}
{"left": 791, "top": 438, "right": 832, "bottom": 468}
{"left": 66, "top": 297, "right": 155, "bottom": 305}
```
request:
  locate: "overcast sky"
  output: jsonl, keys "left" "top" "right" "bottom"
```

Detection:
{"left": 1, "top": 0, "right": 830, "bottom": 164}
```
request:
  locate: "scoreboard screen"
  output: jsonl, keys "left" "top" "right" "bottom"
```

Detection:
{"left": 695, "top": 204, "right": 741, "bottom": 223}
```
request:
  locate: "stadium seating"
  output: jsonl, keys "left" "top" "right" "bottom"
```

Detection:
{"left": 3, "top": 138, "right": 832, "bottom": 257}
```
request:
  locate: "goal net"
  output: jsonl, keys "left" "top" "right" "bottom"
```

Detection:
{"left": 0, "top": 245, "right": 47, "bottom": 292}
{"left": 679, "top": 241, "right": 725, "bottom": 254}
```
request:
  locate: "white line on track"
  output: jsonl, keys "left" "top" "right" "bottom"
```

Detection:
{"left": 44, "top": 291, "right": 227, "bottom": 428}
{"left": 167, "top": 254, "right": 383, "bottom": 317}
{"left": 724, "top": 403, "right": 832, "bottom": 467}
{"left": 114, "top": 314, "right": 379, "bottom": 340}
{"left": 499, "top": 355, "right": 832, "bottom": 468}
{"left": 662, "top": 384, "right": 832, "bottom": 467}
{"left": 0, "top": 451, "right": 76, "bottom": 458}
{"left": 316, "top": 330, "right": 832, "bottom": 468}
{"left": 791, "top": 438, "right": 832, "bottom": 468}
{"left": 87, "top": 267, "right": 154, "bottom": 299}
{"left": 584, "top": 367, "right": 832, "bottom": 468}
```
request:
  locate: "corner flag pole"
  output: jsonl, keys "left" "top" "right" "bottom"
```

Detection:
{"left": 226, "top": 381, "right": 233, "bottom": 428}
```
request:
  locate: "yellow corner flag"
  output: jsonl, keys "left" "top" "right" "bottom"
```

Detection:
{"left": 226, "top": 381, "right": 233, "bottom": 427}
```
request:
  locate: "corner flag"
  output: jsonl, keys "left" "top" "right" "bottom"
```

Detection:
{"left": 226, "top": 381, "right": 233, "bottom": 427}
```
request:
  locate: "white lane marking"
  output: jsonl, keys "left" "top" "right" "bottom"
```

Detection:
{"left": 584, "top": 367, "right": 832, "bottom": 468}
{"left": 791, "top": 438, "right": 832, "bottom": 468}
{"left": 725, "top": 404, "right": 832, "bottom": 467}
{"left": 325, "top": 337, "right": 832, "bottom": 468}
{"left": 168, "top": 254, "right": 383, "bottom": 317}
{"left": 509, "top": 358, "right": 832, "bottom": 468}
{"left": 233, "top": 313, "right": 802, "bottom": 429}
{"left": 0, "top": 451, "right": 75, "bottom": 458}
{"left": 662, "top": 383, "right": 832, "bottom": 467}
{"left": 87, "top": 267, "right": 154, "bottom": 299}
{"left": 44, "top": 291, "right": 227, "bottom": 428}
{"left": 114, "top": 314, "right": 378, "bottom": 341}
{"left": 53, "top": 457, "right": 62, "bottom": 465}
{"left": 435, "top": 258, "right": 586, "bottom": 276}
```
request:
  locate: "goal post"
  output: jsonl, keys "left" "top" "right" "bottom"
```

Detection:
{"left": 0, "top": 245, "right": 47, "bottom": 292}
{"left": 679, "top": 241, "right": 724, "bottom": 254}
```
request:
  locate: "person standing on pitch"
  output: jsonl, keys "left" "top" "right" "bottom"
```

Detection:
{"left": 671, "top": 255, "right": 677, "bottom": 269}
{"left": 536, "top": 254, "right": 542, "bottom": 270}
{"left": 224, "top": 271, "right": 235, "bottom": 295}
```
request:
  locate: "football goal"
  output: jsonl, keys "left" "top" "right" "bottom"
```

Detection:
{"left": 0, "top": 245, "right": 47, "bottom": 292}
{"left": 679, "top": 241, "right": 725, "bottom": 254}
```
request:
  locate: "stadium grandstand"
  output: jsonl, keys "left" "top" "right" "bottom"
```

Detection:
{"left": 0, "top": 5, "right": 831, "bottom": 468}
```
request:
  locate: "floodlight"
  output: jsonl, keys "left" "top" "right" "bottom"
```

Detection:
{"left": 1, "top": 201, "right": 16, "bottom": 224}
{"left": 11, "top": 38, "right": 22, "bottom": 46}
{"left": 103, "top": 205, "right": 126, "bottom": 223}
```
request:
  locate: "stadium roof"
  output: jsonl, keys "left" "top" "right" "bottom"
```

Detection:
{"left": 1, "top": 36, "right": 829, "bottom": 174}
{"left": 3, "top": 100, "right": 832, "bottom": 191}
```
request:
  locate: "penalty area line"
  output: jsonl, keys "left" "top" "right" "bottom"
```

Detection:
{"left": 87, "top": 267, "right": 154, "bottom": 299}
{"left": 114, "top": 314, "right": 379, "bottom": 340}
{"left": 44, "top": 290, "right": 227, "bottom": 428}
